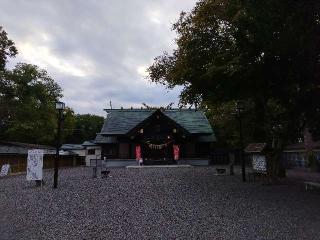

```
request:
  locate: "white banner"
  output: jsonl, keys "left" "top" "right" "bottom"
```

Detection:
{"left": 27, "top": 149, "right": 44, "bottom": 181}
{"left": 0, "top": 164, "right": 10, "bottom": 177}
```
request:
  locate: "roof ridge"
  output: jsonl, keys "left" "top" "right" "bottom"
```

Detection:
{"left": 0, "top": 141, "right": 54, "bottom": 149}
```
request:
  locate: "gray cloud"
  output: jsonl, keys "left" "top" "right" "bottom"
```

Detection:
{"left": 0, "top": 0, "right": 196, "bottom": 115}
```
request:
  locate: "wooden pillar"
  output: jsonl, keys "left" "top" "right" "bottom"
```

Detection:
{"left": 129, "top": 143, "right": 132, "bottom": 159}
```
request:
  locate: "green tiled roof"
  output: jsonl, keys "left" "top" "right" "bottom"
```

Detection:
{"left": 95, "top": 134, "right": 118, "bottom": 144}
{"left": 165, "top": 110, "right": 213, "bottom": 134}
{"left": 99, "top": 109, "right": 214, "bottom": 136}
{"left": 100, "top": 110, "right": 153, "bottom": 135}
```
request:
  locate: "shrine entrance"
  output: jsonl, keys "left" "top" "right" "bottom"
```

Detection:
{"left": 142, "top": 140, "right": 174, "bottom": 165}
{"left": 128, "top": 109, "right": 187, "bottom": 165}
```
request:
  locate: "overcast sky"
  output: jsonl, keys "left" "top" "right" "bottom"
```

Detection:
{"left": 0, "top": 0, "right": 197, "bottom": 116}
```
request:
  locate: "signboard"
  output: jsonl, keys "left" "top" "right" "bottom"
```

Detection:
{"left": 0, "top": 164, "right": 10, "bottom": 177}
{"left": 26, "top": 149, "right": 44, "bottom": 181}
{"left": 252, "top": 155, "right": 267, "bottom": 172}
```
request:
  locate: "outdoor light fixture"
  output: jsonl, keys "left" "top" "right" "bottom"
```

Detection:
{"left": 173, "top": 128, "right": 177, "bottom": 133}
{"left": 55, "top": 101, "right": 65, "bottom": 110}
{"left": 54, "top": 101, "right": 65, "bottom": 189}
{"left": 140, "top": 129, "right": 144, "bottom": 134}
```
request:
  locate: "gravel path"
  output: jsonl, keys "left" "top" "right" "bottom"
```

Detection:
{"left": 1, "top": 167, "right": 320, "bottom": 240}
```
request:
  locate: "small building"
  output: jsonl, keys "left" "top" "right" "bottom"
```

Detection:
{"left": 95, "top": 108, "right": 216, "bottom": 166}
{"left": 60, "top": 141, "right": 102, "bottom": 166}
{"left": 60, "top": 144, "right": 86, "bottom": 157}
{"left": 282, "top": 142, "right": 320, "bottom": 168}
{"left": 82, "top": 140, "right": 101, "bottom": 166}
{"left": 245, "top": 143, "right": 268, "bottom": 172}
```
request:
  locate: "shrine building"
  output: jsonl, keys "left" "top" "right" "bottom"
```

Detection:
{"left": 95, "top": 108, "right": 216, "bottom": 166}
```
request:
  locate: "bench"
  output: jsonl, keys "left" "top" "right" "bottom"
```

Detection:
{"left": 304, "top": 181, "right": 320, "bottom": 191}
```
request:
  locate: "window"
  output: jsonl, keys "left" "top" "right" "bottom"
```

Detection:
{"left": 88, "top": 149, "right": 95, "bottom": 155}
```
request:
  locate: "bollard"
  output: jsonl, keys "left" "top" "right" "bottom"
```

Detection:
{"left": 96, "top": 166, "right": 102, "bottom": 178}
{"left": 92, "top": 167, "right": 97, "bottom": 178}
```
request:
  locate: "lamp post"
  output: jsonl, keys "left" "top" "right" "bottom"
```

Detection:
{"left": 236, "top": 101, "right": 246, "bottom": 182}
{"left": 54, "top": 101, "right": 65, "bottom": 189}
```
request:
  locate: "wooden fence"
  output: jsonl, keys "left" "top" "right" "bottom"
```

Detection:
{"left": 210, "top": 149, "right": 250, "bottom": 165}
{"left": 0, "top": 154, "right": 84, "bottom": 174}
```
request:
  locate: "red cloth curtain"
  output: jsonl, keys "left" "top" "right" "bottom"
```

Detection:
{"left": 173, "top": 145, "right": 180, "bottom": 160}
{"left": 135, "top": 145, "right": 142, "bottom": 161}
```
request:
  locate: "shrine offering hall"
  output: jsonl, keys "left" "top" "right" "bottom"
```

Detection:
{"left": 95, "top": 108, "right": 216, "bottom": 165}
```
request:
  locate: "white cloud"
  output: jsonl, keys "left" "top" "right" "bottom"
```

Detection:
{"left": 17, "top": 42, "right": 96, "bottom": 78}
{"left": 148, "top": 10, "right": 163, "bottom": 25}
{"left": 137, "top": 65, "right": 148, "bottom": 77}
{"left": 0, "top": 0, "right": 197, "bottom": 115}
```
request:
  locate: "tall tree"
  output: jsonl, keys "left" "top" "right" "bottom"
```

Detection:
{"left": 64, "top": 114, "right": 104, "bottom": 144}
{"left": 0, "top": 26, "right": 65, "bottom": 145}
{"left": 3, "top": 63, "right": 63, "bottom": 144}
{"left": 148, "top": 0, "right": 320, "bottom": 177}
{"left": 0, "top": 26, "right": 18, "bottom": 135}
{"left": 0, "top": 26, "right": 17, "bottom": 71}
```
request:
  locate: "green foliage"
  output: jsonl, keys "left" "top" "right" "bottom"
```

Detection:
{"left": 0, "top": 26, "right": 103, "bottom": 146}
{"left": 0, "top": 26, "right": 17, "bottom": 71}
{"left": 2, "top": 63, "right": 62, "bottom": 144}
{"left": 204, "top": 100, "right": 255, "bottom": 147}
{"left": 64, "top": 114, "right": 104, "bottom": 144}
{"left": 148, "top": 0, "right": 320, "bottom": 147}
{"left": 0, "top": 26, "right": 63, "bottom": 145}
{"left": 62, "top": 107, "right": 76, "bottom": 142}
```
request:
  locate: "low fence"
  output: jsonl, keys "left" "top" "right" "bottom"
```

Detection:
{"left": 0, "top": 154, "right": 84, "bottom": 174}
{"left": 210, "top": 149, "right": 251, "bottom": 166}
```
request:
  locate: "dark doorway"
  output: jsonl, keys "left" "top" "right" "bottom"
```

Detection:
{"left": 142, "top": 141, "right": 174, "bottom": 164}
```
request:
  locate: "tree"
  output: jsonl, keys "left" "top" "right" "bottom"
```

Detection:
{"left": 0, "top": 26, "right": 17, "bottom": 71}
{"left": 204, "top": 100, "right": 255, "bottom": 147}
{"left": 64, "top": 114, "right": 104, "bottom": 144}
{"left": 0, "top": 26, "right": 18, "bottom": 135}
{"left": 148, "top": 0, "right": 320, "bottom": 178}
{"left": 3, "top": 63, "right": 63, "bottom": 144}
{"left": 0, "top": 26, "right": 64, "bottom": 145}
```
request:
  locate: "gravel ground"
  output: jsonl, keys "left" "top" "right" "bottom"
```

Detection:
{"left": 1, "top": 166, "right": 320, "bottom": 240}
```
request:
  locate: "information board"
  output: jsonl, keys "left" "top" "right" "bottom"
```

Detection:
{"left": 26, "top": 149, "right": 44, "bottom": 181}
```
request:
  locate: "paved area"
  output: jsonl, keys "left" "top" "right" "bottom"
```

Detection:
{"left": 1, "top": 167, "right": 320, "bottom": 240}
